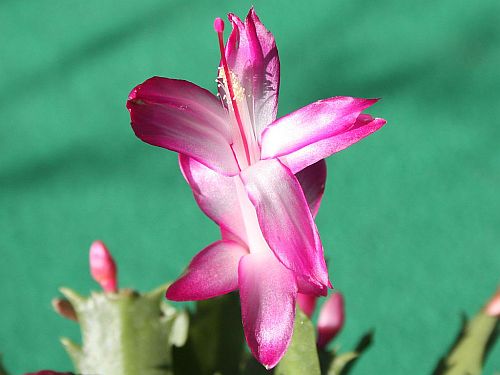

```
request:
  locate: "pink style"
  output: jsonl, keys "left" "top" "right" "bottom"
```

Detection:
{"left": 127, "top": 8, "right": 386, "bottom": 368}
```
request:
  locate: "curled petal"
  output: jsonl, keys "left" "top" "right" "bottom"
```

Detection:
{"left": 296, "top": 274, "right": 328, "bottom": 297}
{"left": 297, "top": 293, "right": 318, "bottom": 319}
{"left": 240, "top": 159, "right": 330, "bottom": 288}
{"left": 281, "top": 115, "right": 387, "bottom": 173}
{"left": 127, "top": 77, "right": 239, "bottom": 176}
{"left": 225, "top": 8, "right": 280, "bottom": 138}
{"left": 166, "top": 240, "right": 248, "bottom": 301}
{"left": 317, "top": 292, "right": 345, "bottom": 349}
{"left": 261, "top": 97, "right": 377, "bottom": 158}
{"left": 261, "top": 97, "right": 385, "bottom": 173}
{"left": 239, "top": 252, "right": 297, "bottom": 369}
{"left": 179, "top": 154, "right": 247, "bottom": 243}
{"left": 295, "top": 159, "right": 327, "bottom": 217}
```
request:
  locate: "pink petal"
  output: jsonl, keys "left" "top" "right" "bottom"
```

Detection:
{"left": 166, "top": 240, "right": 248, "bottom": 301}
{"left": 225, "top": 8, "right": 280, "bottom": 139}
{"left": 281, "top": 115, "right": 387, "bottom": 173}
{"left": 240, "top": 159, "right": 330, "bottom": 288}
{"left": 297, "top": 293, "right": 318, "bottom": 318}
{"left": 295, "top": 159, "right": 327, "bottom": 217}
{"left": 179, "top": 154, "right": 247, "bottom": 243}
{"left": 239, "top": 252, "right": 297, "bottom": 369}
{"left": 220, "top": 227, "right": 245, "bottom": 245}
{"left": 260, "top": 97, "right": 384, "bottom": 172}
{"left": 317, "top": 292, "right": 345, "bottom": 349}
{"left": 296, "top": 274, "right": 328, "bottom": 297}
{"left": 261, "top": 97, "right": 377, "bottom": 158}
{"left": 127, "top": 77, "right": 239, "bottom": 176}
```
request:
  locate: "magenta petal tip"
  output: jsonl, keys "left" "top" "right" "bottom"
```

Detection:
{"left": 127, "top": 86, "right": 138, "bottom": 102}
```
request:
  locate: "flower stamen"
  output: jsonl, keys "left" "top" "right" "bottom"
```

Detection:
{"left": 214, "top": 17, "right": 251, "bottom": 167}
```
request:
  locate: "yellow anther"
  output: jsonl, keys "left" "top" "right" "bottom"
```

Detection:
{"left": 218, "top": 68, "right": 245, "bottom": 102}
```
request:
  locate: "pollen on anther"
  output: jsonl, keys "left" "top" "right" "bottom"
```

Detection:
{"left": 218, "top": 68, "right": 245, "bottom": 102}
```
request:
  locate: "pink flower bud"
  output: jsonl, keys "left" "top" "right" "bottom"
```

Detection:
{"left": 89, "top": 240, "right": 118, "bottom": 293}
{"left": 317, "top": 292, "right": 345, "bottom": 349}
{"left": 24, "top": 371, "right": 73, "bottom": 375}
{"left": 297, "top": 293, "right": 318, "bottom": 318}
{"left": 485, "top": 288, "right": 500, "bottom": 317}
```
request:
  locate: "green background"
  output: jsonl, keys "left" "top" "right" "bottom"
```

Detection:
{"left": 1, "top": 0, "right": 499, "bottom": 373}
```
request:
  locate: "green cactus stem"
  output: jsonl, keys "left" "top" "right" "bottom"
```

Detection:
{"left": 275, "top": 309, "right": 321, "bottom": 375}
{"left": 433, "top": 307, "right": 499, "bottom": 375}
{"left": 57, "top": 285, "right": 187, "bottom": 375}
{"left": 171, "top": 293, "right": 245, "bottom": 375}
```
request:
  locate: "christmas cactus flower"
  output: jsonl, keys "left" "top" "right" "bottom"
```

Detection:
{"left": 127, "top": 8, "right": 386, "bottom": 368}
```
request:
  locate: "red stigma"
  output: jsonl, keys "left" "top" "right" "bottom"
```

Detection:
{"left": 214, "top": 17, "right": 225, "bottom": 33}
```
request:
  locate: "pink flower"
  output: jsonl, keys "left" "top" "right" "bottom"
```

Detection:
{"left": 127, "top": 8, "right": 385, "bottom": 368}
{"left": 89, "top": 240, "right": 118, "bottom": 293}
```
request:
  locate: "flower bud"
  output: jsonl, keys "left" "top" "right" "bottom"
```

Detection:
{"left": 485, "top": 288, "right": 500, "bottom": 317}
{"left": 24, "top": 371, "right": 73, "bottom": 375}
{"left": 317, "top": 292, "right": 345, "bottom": 349}
{"left": 51, "top": 298, "right": 77, "bottom": 321}
{"left": 297, "top": 293, "right": 318, "bottom": 318}
{"left": 89, "top": 240, "right": 118, "bottom": 293}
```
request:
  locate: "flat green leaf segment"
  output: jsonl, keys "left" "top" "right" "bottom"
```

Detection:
{"left": 172, "top": 293, "right": 245, "bottom": 375}
{"left": 59, "top": 285, "right": 187, "bottom": 375}
{"left": 433, "top": 310, "right": 499, "bottom": 375}
{"left": 276, "top": 309, "right": 321, "bottom": 375}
